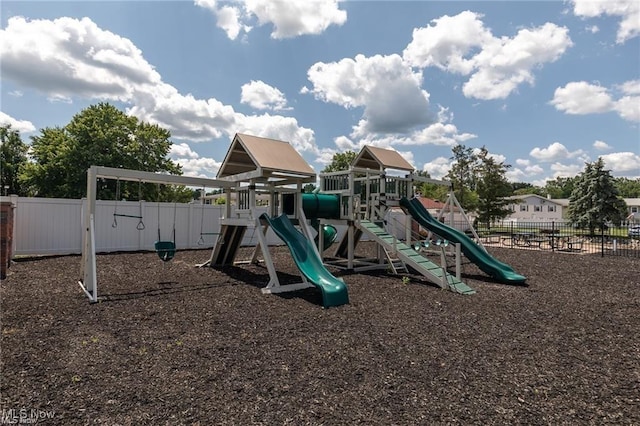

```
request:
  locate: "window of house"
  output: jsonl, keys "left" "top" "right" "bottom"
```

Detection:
{"left": 548, "top": 205, "right": 556, "bottom": 212}
{"left": 632, "top": 207, "right": 639, "bottom": 213}
{"left": 534, "top": 205, "right": 541, "bottom": 212}
{"left": 520, "top": 204, "right": 528, "bottom": 212}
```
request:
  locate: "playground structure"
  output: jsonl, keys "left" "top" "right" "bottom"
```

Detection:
{"left": 79, "top": 133, "right": 525, "bottom": 308}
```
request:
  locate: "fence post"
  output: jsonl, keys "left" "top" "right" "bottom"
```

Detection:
{"left": 510, "top": 221, "right": 514, "bottom": 248}
{"left": 552, "top": 221, "right": 555, "bottom": 252}
{"left": 601, "top": 221, "right": 605, "bottom": 258}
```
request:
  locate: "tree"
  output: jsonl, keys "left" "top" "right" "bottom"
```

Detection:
{"left": 475, "top": 147, "right": 512, "bottom": 225}
{"left": 321, "top": 150, "right": 357, "bottom": 173}
{"left": 0, "top": 125, "right": 29, "bottom": 196}
{"left": 510, "top": 182, "right": 543, "bottom": 196}
{"left": 446, "top": 144, "right": 478, "bottom": 211}
{"left": 614, "top": 177, "right": 640, "bottom": 198}
{"left": 303, "top": 183, "right": 317, "bottom": 193}
{"left": 568, "top": 158, "right": 627, "bottom": 234}
{"left": 543, "top": 176, "right": 577, "bottom": 199}
{"left": 21, "top": 103, "right": 186, "bottom": 200}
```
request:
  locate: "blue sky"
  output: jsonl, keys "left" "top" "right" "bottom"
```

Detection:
{"left": 1, "top": 0, "right": 639, "bottom": 186}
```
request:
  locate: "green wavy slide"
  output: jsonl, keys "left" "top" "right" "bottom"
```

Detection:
{"left": 260, "top": 213, "right": 349, "bottom": 308}
{"left": 400, "top": 197, "right": 526, "bottom": 285}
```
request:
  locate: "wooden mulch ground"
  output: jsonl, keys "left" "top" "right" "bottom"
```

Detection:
{"left": 1, "top": 242, "right": 639, "bottom": 425}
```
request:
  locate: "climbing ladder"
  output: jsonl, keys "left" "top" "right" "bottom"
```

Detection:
{"left": 356, "top": 220, "right": 475, "bottom": 294}
{"left": 383, "top": 246, "right": 408, "bottom": 275}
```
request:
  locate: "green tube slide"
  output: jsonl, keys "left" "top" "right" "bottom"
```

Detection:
{"left": 400, "top": 197, "right": 526, "bottom": 285}
{"left": 283, "top": 193, "right": 341, "bottom": 251}
{"left": 283, "top": 193, "right": 341, "bottom": 219}
{"left": 260, "top": 213, "right": 349, "bottom": 308}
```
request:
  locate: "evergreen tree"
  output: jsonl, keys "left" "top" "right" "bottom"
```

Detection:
{"left": 0, "top": 125, "right": 29, "bottom": 196}
{"left": 568, "top": 158, "right": 627, "bottom": 234}
{"left": 475, "top": 147, "right": 512, "bottom": 225}
{"left": 446, "top": 144, "right": 478, "bottom": 211}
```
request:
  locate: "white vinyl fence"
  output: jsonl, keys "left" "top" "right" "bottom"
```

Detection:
{"left": 2, "top": 196, "right": 286, "bottom": 257}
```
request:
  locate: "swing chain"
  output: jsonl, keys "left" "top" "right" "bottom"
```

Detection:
{"left": 136, "top": 180, "right": 145, "bottom": 230}
{"left": 112, "top": 179, "right": 120, "bottom": 228}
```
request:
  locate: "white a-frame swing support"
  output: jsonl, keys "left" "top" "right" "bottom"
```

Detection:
{"left": 79, "top": 165, "right": 234, "bottom": 303}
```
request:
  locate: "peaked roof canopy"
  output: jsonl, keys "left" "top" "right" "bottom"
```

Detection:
{"left": 352, "top": 145, "right": 414, "bottom": 172}
{"left": 217, "top": 133, "right": 316, "bottom": 182}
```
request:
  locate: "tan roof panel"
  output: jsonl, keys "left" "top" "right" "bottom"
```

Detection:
{"left": 217, "top": 133, "right": 316, "bottom": 178}
{"left": 352, "top": 145, "right": 414, "bottom": 171}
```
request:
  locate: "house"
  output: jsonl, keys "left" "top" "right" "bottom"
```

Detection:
{"left": 626, "top": 198, "right": 640, "bottom": 222}
{"left": 504, "top": 194, "right": 640, "bottom": 223}
{"left": 505, "top": 194, "right": 566, "bottom": 222}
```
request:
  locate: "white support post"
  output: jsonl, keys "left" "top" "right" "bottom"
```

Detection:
{"left": 455, "top": 243, "right": 461, "bottom": 280}
{"left": 79, "top": 166, "right": 98, "bottom": 302}
{"left": 256, "top": 217, "right": 281, "bottom": 291}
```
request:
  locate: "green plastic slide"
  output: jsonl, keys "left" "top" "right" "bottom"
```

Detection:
{"left": 400, "top": 197, "right": 526, "bottom": 284}
{"left": 260, "top": 213, "right": 349, "bottom": 308}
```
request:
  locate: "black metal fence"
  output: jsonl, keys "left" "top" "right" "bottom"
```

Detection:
{"left": 467, "top": 220, "right": 640, "bottom": 258}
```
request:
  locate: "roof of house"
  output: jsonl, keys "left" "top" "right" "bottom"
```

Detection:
{"left": 352, "top": 145, "right": 414, "bottom": 172}
{"left": 415, "top": 197, "right": 460, "bottom": 212}
{"left": 506, "top": 194, "right": 565, "bottom": 206}
{"left": 217, "top": 133, "right": 316, "bottom": 180}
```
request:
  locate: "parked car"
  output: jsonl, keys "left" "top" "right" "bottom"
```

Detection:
{"left": 629, "top": 225, "right": 640, "bottom": 238}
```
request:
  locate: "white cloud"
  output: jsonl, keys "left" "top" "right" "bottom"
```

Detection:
{"left": 530, "top": 142, "right": 586, "bottom": 162}
{"left": 235, "top": 113, "right": 317, "bottom": 153}
{"left": 600, "top": 152, "right": 640, "bottom": 175}
{"left": 0, "top": 16, "right": 318, "bottom": 150}
{"left": 550, "top": 162, "right": 584, "bottom": 178}
{"left": 240, "top": 80, "right": 289, "bottom": 111}
{"left": 421, "top": 157, "right": 452, "bottom": 180}
{"left": 246, "top": 0, "right": 347, "bottom": 39}
{"left": 614, "top": 95, "right": 640, "bottom": 122}
{"left": 516, "top": 158, "right": 531, "bottom": 167}
{"left": 195, "top": 0, "right": 346, "bottom": 40}
{"left": 572, "top": 0, "right": 640, "bottom": 43}
{"left": 617, "top": 79, "right": 640, "bottom": 95}
{"left": 403, "top": 11, "right": 573, "bottom": 100}
{"left": 550, "top": 81, "right": 613, "bottom": 114}
{"left": 403, "top": 11, "right": 491, "bottom": 74}
{"left": 551, "top": 80, "right": 640, "bottom": 122}
{"left": 305, "top": 54, "right": 434, "bottom": 136}
{"left": 0, "top": 111, "right": 36, "bottom": 133}
{"left": 174, "top": 157, "right": 223, "bottom": 178}
{"left": 170, "top": 142, "right": 200, "bottom": 159}
{"left": 8, "top": 90, "right": 23, "bottom": 97}
{"left": 593, "top": 140, "right": 612, "bottom": 151}
{"left": 587, "top": 25, "right": 600, "bottom": 34}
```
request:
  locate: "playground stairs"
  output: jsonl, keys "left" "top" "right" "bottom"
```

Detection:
{"left": 335, "top": 227, "right": 363, "bottom": 258}
{"left": 210, "top": 225, "right": 247, "bottom": 266}
{"left": 383, "top": 246, "right": 409, "bottom": 275}
{"left": 356, "top": 220, "right": 475, "bottom": 295}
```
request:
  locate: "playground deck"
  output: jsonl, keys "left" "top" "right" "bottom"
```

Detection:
{"left": 1, "top": 243, "right": 639, "bottom": 424}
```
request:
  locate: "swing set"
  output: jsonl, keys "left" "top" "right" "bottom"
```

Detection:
{"left": 80, "top": 166, "right": 234, "bottom": 302}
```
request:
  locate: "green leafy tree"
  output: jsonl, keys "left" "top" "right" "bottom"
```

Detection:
{"left": 543, "top": 176, "right": 577, "bottom": 199}
{"left": 303, "top": 183, "right": 317, "bottom": 193}
{"left": 21, "top": 103, "right": 186, "bottom": 200}
{"left": 0, "top": 125, "right": 29, "bottom": 196}
{"left": 510, "top": 182, "right": 543, "bottom": 196}
{"left": 475, "top": 147, "right": 512, "bottom": 225}
{"left": 614, "top": 177, "right": 640, "bottom": 198}
{"left": 321, "top": 150, "right": 357, "bottom": 173}
{"left": 446, "top": 144, "right": 478, "bottom": 211}
{"left": 568, "top": 158, "right": 627, "bottom": 233}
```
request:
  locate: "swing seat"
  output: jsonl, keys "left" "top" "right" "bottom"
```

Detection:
{"left": 155, "top": 241, "right": 176, "bottom": 262}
